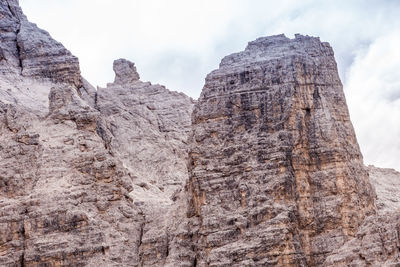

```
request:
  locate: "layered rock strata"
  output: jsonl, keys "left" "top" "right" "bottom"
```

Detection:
{"left": 95, "top": 58, "right": 195, "bottom": 266}
{"left": 0, "top": 89, "right": 144, "bottom": 266}
{"left": 324, "top": 166, "right": 400, "bottom": 266}
{"left": 368, "top": 165, "right": 400, "bottom": 213}
{"left": 0, "top": 0, "right": 82, "bottom": 87}
{"left": 187, "top": 34, "right": 376, "bottom": 266}
{"left": 1, "top": 1, "right": 159, "bottom": 265}
{"left": 1, "top": 1, "right": 400, "bottom": 266}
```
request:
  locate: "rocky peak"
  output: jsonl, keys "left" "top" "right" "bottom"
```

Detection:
{"left": 113, "top": 58, "right": 140, "bottom": 85}
{"left": 189, "top": 33, "right": 376, "bottom": 266}
{"left": 218, "top": 34, "right": 333, "bottom": 70}
{"left": 0, "top": 0, "right": 82, "bottom": 87}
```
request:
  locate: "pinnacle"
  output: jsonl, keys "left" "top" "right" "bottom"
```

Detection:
{"left": 113, "top": 58, "right": 140, "bottom": 85}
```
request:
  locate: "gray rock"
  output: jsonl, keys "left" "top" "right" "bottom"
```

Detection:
{"left": 1, "top": 1, "right": 399, "bottom": 266}
{"left": 324, "top": 166, "right": 400, "bottom": 266}
{"left": 368, "top": 165, "right": 400, "bottom": 213}
{"left": 96, "top": 59, "right": 194, "bottom": 266}
{"left": 324, "top": 212, "right": 400, "bottom": 266}
{"left": 0, "top": 87, "right": 144, "bottom": 266}
{"left": 113, "top": 58, "right": 140, "bottom": 85}
{"left": 0, "top": 0, "right": 82, "bottom": 87}
{"left": 187, "top": 34, "right": 376, "bottom": 266}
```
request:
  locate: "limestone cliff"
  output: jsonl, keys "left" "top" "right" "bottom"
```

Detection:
{"left": 187, "top": 34, "right": 376, "bottom": 266}
{"left": 0, "top": 0, "right": 142, "bottom": 263}
{"left": 0, "top": 0, "right": 81, "bottom": 87}
{"left": 0, "top": 1, "right": 399, "bottom": 267}
{"left": 96, "top": 59, "right": 195, "bottom": 266}
{"left": 324, "top": 166, "right": 400, "bottom": 266}
{"left": 0, "top": 1, "right": 192, "bottom": 265}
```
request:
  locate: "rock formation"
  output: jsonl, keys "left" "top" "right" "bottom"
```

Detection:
{"left": 368, "top": 165, "right": 400, "bottom": 213}
{"left": 0, "top": 0, "right": 81, "bottom": 87}
{"left": 0, "top": 0, "right": 142, "bottom": 263}
{"left": 324, "top": 166, "right": 400, "bottom": 266}
{"left": 1, "top": 1, "right": 400, "bottom": 266}
{"left": 0, "top": 1, "right": 192, "bottom": 265}
{"left": 95, "top": 58, "right": 194, "bottom": 266}
{"left": 187, "top": 34, "right": 376, "bottom": 266}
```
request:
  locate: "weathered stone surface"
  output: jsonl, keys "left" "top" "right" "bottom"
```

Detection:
{"left": 368, "top": 165, "right": 400, "bottom": 213}
{"left": 1, "top": 1, "right": 399, "bottom": 266}
{"left": 0, "top": 0, "right": 82, "bottom": 87}
{"left": 0, "top": 88, "right": 143, "bottom": 266}
{"left": 324, "top": 212, "right": 400, "bottom": 266}
{"left": 96, "top": 59, "right": 195, "bottom": 266}
{"left": 187, "top": 34, "right": 376, "bottom": 266}
{"left": 112, "top": 58, "right": 140, "bottom": 85}
{"left": 323, "top": 166, "right": 400, "bottom": 266}
{"left": 0, "top": 2, "right": 142, "bottom": 265}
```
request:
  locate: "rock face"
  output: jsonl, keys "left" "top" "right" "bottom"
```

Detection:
{"left": 0, "top": 0, "right": 82, "bottom": 87}
{"left": 368, "top": 165, "right": 400, "bottom": 213}
{"left": 324, "top": 212, "right": 400, "bottom": 266}
{"left": 187, "top": 34, "right": 376, "bottom": 266}
{"left": 324, "top": 166, "right": 400, "bottom": 266}
{"left": 0, "top": 1, "right": 191, "bottom": 265}
{"left": 0, "top": 94, "right": 145, "bottom": 266}
{"left": 112, "top": 58, "right": 140, "bottom": 85}
{"left": 1, "top": 1, "right": 399, "bottom": 266}
{"left": 0, "top": 4, "right": 143, "bottom": 261}
{"left": 95, "top": 59, "right": 194, "bottom": 266}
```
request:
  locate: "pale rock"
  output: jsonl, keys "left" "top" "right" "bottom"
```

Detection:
{"left": 324, "top": 166, "right": 400, "bottom": 266}
{"left": 96, "top": 59, "right": 194, "bottom": 266}
{"left": 0, "top": 1, "right": 399, "bottom": 266}
{"left": 0, "top": 0, "right": 82, "bottom": 87}
{"left": 112, "top": 58, "right": 140, "bottom": 85}
{"left": 368, "top": 165, "right": 400, "bottom": 213}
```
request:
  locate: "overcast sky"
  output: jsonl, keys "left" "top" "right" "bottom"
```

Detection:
{"left": 19, "top": 0, "right": 400, "bottom": 170}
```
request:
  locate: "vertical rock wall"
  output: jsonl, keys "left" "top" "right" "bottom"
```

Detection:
{"left": 188, "top": 34, "right": 376, "bottom": 266}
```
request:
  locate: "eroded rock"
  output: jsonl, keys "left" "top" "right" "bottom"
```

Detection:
{"left": 96, "top": 59, "right": 195, "bottom": 266}
{"left": 0, "top": 0, "right": 82, "bottom": 87}
{"left": 187, "top": 34, "right": 376, "bottom": 266}
{"left": 0, "top": 1, "right": 399, "bottom": 266}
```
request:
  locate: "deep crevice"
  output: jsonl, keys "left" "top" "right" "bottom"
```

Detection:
{"left": 7, "top": 1, "right": 24, "bottom": 74}
{"left": 6, "top": 1, "right": 17, "bottom": 17}
{"left": 165, "top": 237, "right": 169, "bottom": 257}
{"left": 94, "top": 92, "right": 98, "bottom": 110}
{"left": 15, "top": 26, "right": 23, "bottom": 74}
{"left": 20, "top": 252, "right": 24, "bottom": 267}
{"left": 137, "top": 211, "right": 146, "bottom": 267}
{"left": 20, "top": 207, "right": 28, "bottom": 267}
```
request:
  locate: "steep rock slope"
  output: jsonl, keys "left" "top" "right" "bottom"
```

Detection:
{"left": 0, "top": 0, "right": 84, "bottom": 116}
{"left": 0, "top": 87, "right": 144, "bottom": 266}
{"left": 0, "top": 2, "right": 195, "bottom": 265}
{"left": 188, "top": 34, "right": 376, "bottom": 266}
{"left": 368, "top": 165, "right": 400, "bottom": 213}
{"left": 324, "top": 166, "right": 400, "bottom": 266}
{"left": 95, "top": 58, "right": 195, "bottom": 266}
{"left": 0, "top": 0, "right": 81, "bottom": 86}
{"left": 0, "top": 1, "right": 143, "bottom": 265}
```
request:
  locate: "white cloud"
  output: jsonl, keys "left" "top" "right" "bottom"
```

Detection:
{"left": 18, "top": 0, "right": 400, "bottom": 170}
{"left": 345, "top": 32, "right": 400, "bottom": 170}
